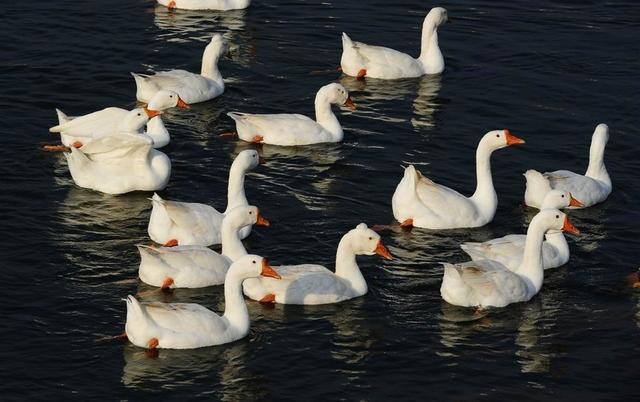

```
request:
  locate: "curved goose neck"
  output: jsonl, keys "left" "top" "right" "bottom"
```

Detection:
{"left": 585, "top": 134, "right": 611, "bottom": 187}
{"left": 334, "top": 234, "right": 367, "bottom": 295}
{"left": 314, "top": 90, "right": 343, "bottom": 141}
{"left": 544, "top": 230, "right": 568, "bottom": 254}
{"left": 222, "top": 270, "right": 250, "bottom": 336}
{"left": 221, "top": 217, "right": 247, "bottom": 261}
{"left": 470, "top": 141, "right": 498, "bottom": 216}
{"left": 517, "top": 216, "right": 547, "bottom": 293}
{"left": 145, "top": 116, "right": 170, "bottom": 146}
{"left": 225, "top": 161, "right": 249, "bottom": 213}
{"left": 201, "top": 44, "right": 223, "bottom": 83}
{"left": 418, "top": 17, "right": 443, "bottom": 71}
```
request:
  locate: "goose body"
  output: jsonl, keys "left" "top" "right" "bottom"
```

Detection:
{"left": 157, "top": 0, "right": 250, "bottom": 11}
{"left": 228, "top": 83, "right": 355, "bottom": 146}
{"left": 50, "top": 91, "right": 189, "bottom": 148}
{"left": 147, "top": 149, "right": 263, "bottom": 246}
{"left": 125, "top": 255, "right": 281, "bottom": 350}
{"left": 441, "top": 209, "right": 580, "bottom": 308}
{"left": 392, "top": 130, "right": 525, "bottom": 229}
{"left": 138, "top": 206, "right": 269, "bottom": 288}
{"left": 132, "top": 34, "right": 228, "bottom": 104}
{"left": 243, "top": 223, "right": 393, "bottom": 305}
{"left": 65, "top": 131, "right": 171, "bottom": 195}
{"left": 340, "top": 7, "right": 448, "bottom": 79}
{"left": 461, "top": 190, "right": 583, "bottom": 271}
{"left": 524, "top": 124, "right": 611, "bottom": 209}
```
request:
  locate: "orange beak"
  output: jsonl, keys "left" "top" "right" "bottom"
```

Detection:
{"left": 374, "top": 240, "right": 393, "bottom": 260}
{"left": 504, "top": 129, "right": 525, "bottom": 146}
{"left": 400, "top": 218, "right": 413, "bottom": 228}
{"left": 176, "top": 97, "right": 190, "bottom": 109}
{"left": 258, "top": 157, "right": 266, "bottom": 165}
{"left": 256, "top": 210, "right": 270, "bottom": 227}
{"left": 562, "top": 216, "right": 580, "bottom": 235}
{"left": 144, "top": 108, "right": 162, "bottom": 118}
{"left": 261, "top": 259, "right": 281, "bottom": 279}
{"left": 343, "top": 97, "right": 356, "bottom": 111}
{"left": 569, "top": 193, "right": 584, "bottom": 208}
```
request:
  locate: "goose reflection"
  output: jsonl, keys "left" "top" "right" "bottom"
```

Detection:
{"left": 231, "top": 141, "right": 344, "bottom": 211}
{"left": 122, "top": 341, "right": 265, "bottom": 399}
{"left": 338, "top": 74, "right": 441, "bottom": 128}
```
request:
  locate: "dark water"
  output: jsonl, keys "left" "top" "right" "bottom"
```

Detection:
{"left": 2, "top": 0, "right": 639, "bottom": 400}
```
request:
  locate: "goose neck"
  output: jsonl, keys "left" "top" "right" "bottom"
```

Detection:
{"left": 222, "top": 272, "right": 250, "bottom": 335}
{"left": 225, "top": 163, "right": 248, "bottom": 213}
{"left": 314, "top": 93, "right": 343, "bottom": 141}
{"left": 334, "top": 235, "right": 367, "bottom": 295}
{"left": 518, "top": 217, "right": 547, "bottom": 293}
{"left": 470, "top": 142, "right": 498, "bottom": 215}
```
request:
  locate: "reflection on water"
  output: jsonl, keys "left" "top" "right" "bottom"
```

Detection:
{"left": 122, "top": 341, "right": 266, "bottom": 400}
{"left": 339, "top": 75, "right": 441, "bottom": 128}
{"left": 153, "top": 5, "right": 255, "bottom": 68}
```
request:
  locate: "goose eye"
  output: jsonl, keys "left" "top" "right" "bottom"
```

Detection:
{"left": 368, "top": 237, "right": 372, "bottom": 240}
{"left": 169, "top": 95, "right": 173, "bottom": 98}
{"left": 249, "top": 211, "right": 253, "bottom": 215}
{"left": 252, "top": 260, "right": 256, "bottom": 264}
{"left": 556, "top": 215, "right": 560, "bottom": 219}
{"left": 496, "top": 134, "right": 500, "bottom": 138}
{"left": 561, "top": 195, "right": 565, "bottom": 198}
{"left": 137, "top": 113, "right": 141, "bottom": 116}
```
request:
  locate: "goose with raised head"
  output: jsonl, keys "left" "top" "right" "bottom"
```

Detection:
{"left": 242, "top": 223, "right": 392, "bottom": 305}
{"left": 132, "top": 34, "right": 229, "bottom": 104}
{"left": 392, "top": 129, "right": 525, "bottom": 229}
{"left": 524, "top": 124, "right": 611, "bottom": 209}
{"left": 49, "top": 91, "right": 189, "bottom": 148}
{"left": 138, "top": 206, "right": 269, "bottom": 289}
{"left": 157, "top": 0, "right": 250, "bottom": 10}
{"left": 461, "top": 190, "right": 583, "bottom": 271}
{"left": 148, "top": 149, "right": 264, "bottom": 246}
{"left": 340, "top": 7, "right": 449, "bottom": 79}
{"left": 441, "top": 209, "right": 580, "bottom": 308}
{"left": 228, "top": 83, "right": 356, "bottom": 146}
{"left": 125, "top": 254, "right": 281, "bottom": 350}
{"left": 65, "top": 133, "right": 171, "bottom": 195}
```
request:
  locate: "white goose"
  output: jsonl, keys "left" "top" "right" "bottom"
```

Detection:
{"left": 49, "top": 91, "right": 189, "bottom": 149}
{"left": 132, "top": 34, "right": 228, "bottom": 104}
{"left": 66, "top": 133, "right": 171, "bottom": 195}
{"left": 227, "top": 83, "right": 356, "bottom": 146}
{"left": 340, "top": 7, "right": 449, "bottom": 79}
{"left": 138, "top": 205, "right": 269, "bottom": 289}
{"left": 125, "top": 254, "right": 281, "bottom": 350}
{"left": 461, "top": 190, "right": 583, "bottom": 271}
{"left": 157, "top": 0, "right": 250, "bottom": 11}
{"left": 148, "top": 149, "right": 263, "bottom": 246}
{"left": 392, "top": 129, "right": 525, "bottom": 229}
{"left": 524, "top": 124, "right": 611, "bottom": 209}
{"left": 441, "top": 209, "right": 580, "bottom": 308}
{"left": 242, "top": 223, "right": 392, "bottom": 305}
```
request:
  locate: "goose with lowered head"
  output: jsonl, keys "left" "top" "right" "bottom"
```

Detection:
{"left": 524, "top": 123, "right": 611, "bottom": 209}
{"left": 461, "top": 189, "right": 583, "bottom": 271}
{"left": 227, "top": 83, "right": 356, "bottom": 146}
{"left": 340, "top": 7, "right": 449, "bottom": 79}
{"left": 441, "top": 209, "right": 580, "bottom": 308}
{"left": 138, "top": 206, "right": 269, "bottom": 289}
{"left": 49, "top": 91, "right": 188, "bottom": 149}
{"left": 392, "top": 129, "right": 525, "bottom": 229}
{"left": 148, "top": 149, "right": 264, "bottom": 246}
{"left": 125, "top": 254, "right": 281, "bottom": 350}
{"left": 242, "top": 223, "right": 392, "bottom": 305}
{"left": 132, "top": 34, "right": 229, "bottom": 104}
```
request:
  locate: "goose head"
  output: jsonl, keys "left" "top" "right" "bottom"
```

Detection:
{"left": 540, "top": 189, "right": 584, "bottom": 209}
{"left": 121, "top": 108, "right": 156, "bottom": 133}
{"left": 592, "top": 123, "right": 609, "bottom": 145}
{"left": 534, "top": 209, "right": 580, "bottom": 236}
{"left": 228, "top": 254, "right": 281, "bottom": 280}
{"left": 317, "top": 83, "right": 356, "bottom": 110}
{"left": 224, "top": 205, "right": 270, "bottom": 230}
{"left": 231, "top": 149, "right": 265, "bottom": 173}
{"left": 426, "top": 7, "right": 449, "bottom": 27}
{"left": 479, "top": 129, "right": 525, "bottom": 152}
{"left": 346, "top": 223, "right": 393, "bottom": 260}
{"left": 147, "top": 90, "right": 190, "bottom": 111}
{"left": 206, "top": 33, "right": 230, "bottom": 60}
